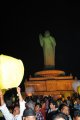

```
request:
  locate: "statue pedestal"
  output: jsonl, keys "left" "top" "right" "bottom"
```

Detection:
{"left": 24, "top": 70, "right": 74, "bottom": 96}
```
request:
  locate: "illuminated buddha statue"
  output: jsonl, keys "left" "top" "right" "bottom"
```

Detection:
{"left": 39, "top": 30, "right": 56, "bottom": 69}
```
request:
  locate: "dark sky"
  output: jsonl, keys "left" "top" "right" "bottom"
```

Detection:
{"left": 1, "top": 1, "right": 80, "bottom": 90}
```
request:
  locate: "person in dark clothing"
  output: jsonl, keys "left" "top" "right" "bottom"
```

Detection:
{"left": 47, "top": 100, "right": 59, "bottom": 120}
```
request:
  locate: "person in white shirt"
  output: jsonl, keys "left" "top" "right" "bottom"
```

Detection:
{"left": 0, "top": 87, "right": 26, "bottom": 120}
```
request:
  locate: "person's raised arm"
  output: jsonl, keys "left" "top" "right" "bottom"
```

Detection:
{"left": 0, "top": 89, "right": 13, "bottom": 120}
{"left": 17, "top": 87, "right": 26, "bottom": 116}
{"left": 0, "top": 89, "right": 5, "bottom": 106}
{"left": 17, "top": 87, "right": 23, "bottom": 102}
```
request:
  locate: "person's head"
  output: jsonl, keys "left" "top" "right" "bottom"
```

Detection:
{"left": 41, "top": 100, "right": 46, "bottom": 109}
{"left": 34, "top": 103, "right": 42, "bottom": 112}
{"left": 13, "top": 105, "right": 20, "bottom": 116}
{"left": 73, "top": 110, "right": 80, "bottom": 120}
{"left": 59, "top": 104, "right": 70, "bottom": 116}
{"left": 76, "top": 98, "right": 80, "bottom": 104}
{"left": 49, "top": 100, "right": 57, "bottom": 110}
{"left": 52, "top": 112, "right": 69, "bottom": 120}
{"left": 22, "top": 108, "right": 36, "bottom": 120}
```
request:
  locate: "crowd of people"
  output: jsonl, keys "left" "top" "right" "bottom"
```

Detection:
{"left": 0, "top": 87, "right": 80, "bottom": 120}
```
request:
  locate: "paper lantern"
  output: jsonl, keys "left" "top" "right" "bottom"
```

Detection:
{"left": 64, "top": 92, "right": 71, "bottom": 100}
{"left": 25, "top": 87, "right": 35, "bottom": 96}
{"left": 0, "top": 54, "right": 24, "bottom": 89}
{"left": 72, "top": 80, "right": 80, "bottom": 92}
{"left": 77, "top": 86, "right": 80, "bottom": 94}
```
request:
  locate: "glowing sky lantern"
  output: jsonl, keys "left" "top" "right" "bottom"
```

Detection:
{"left": 77, "top": 86, "right": 80, "bottom": 94}
{"left": 25, "top": 87, "right": 35, "bottom": 96}
{"left": 0, "top": 54, "right": 24, "bottom": 89}
{"left": 64, "top": 92, "right": 71, "bottom": 100}
{"left": 72, "top": 80, "right": 80, "bottom": 92}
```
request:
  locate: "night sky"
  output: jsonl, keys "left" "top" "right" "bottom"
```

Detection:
{"left": 1, "top": 1, "right": 80, "bottom": 90}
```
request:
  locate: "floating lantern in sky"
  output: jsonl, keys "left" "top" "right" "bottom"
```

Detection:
{"left": 77, "top": 86, "right": 80, "bottom": 94}
{"left": 72, "top": 80, "right": 80, "bottom": 92}
{"left": 0, "top": 54, "right": 24, "bottom": 89}
{"left": 25, "top": 87, "right": 35, "bottom": 96}
{"left": 64, "top": 91, "right": 71, "bottom": 99}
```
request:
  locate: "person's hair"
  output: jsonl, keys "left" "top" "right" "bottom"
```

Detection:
{"left": 23, "top": 108, "right": 36, "bottom": 117}
{"left": 12, "top": 105, "right": 20, "bottom": 113}
{"left": 13, "top": 104, "right": 20, "bottom": 109}
{"left": 73, "top": 110, "right": 80, "bottom": 118}
{"left": 52, "top": 112, "right": 69, "bottom": 120}
{"left": 41, "top": 100, "right": 45, "bottom": 105}
{"left": 35, "top": 102, "right": 42, "bottom": 108}
{"left": 49, "top": 100, "right": 57, "bottom": 108}
{"left": 59, "top": 103, "right": 69, "bottom": 111}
